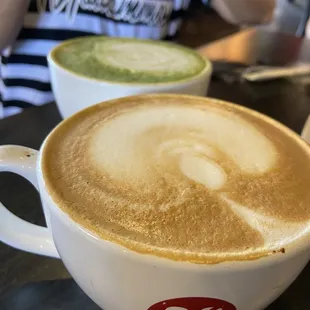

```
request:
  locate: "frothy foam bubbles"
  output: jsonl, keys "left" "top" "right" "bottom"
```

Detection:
{"left": 42, "top": 95, "right": 310, "bottom": 263}
{"left": 52, "top": 37, "right": 207, "bottom": 83}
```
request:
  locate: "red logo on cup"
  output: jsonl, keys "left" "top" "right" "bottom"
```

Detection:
{"left": 148, "top": 297, "right": 236, "bottom": 310}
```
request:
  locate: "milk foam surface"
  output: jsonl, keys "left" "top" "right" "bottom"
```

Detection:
{"left": 52, "top": 37, "right": 206, "bottom": 83}
{"left": 42, "top": 95, "right": 310, "bottom": 263}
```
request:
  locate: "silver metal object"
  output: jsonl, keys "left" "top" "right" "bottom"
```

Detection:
{"left": 242, "top": 64, "right": 310, "bottom": 82}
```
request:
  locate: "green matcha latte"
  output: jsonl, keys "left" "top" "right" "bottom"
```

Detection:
{"left": 51, "top": 37, "right": 208, "bottom": 84}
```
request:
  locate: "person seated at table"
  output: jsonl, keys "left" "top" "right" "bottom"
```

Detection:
{"left": 0, "top": 0, "right": 275, "bottom": 118}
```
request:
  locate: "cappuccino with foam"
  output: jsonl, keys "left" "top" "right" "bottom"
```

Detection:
{"left": 42, "top": 95, "right": 310, "bottom": 264}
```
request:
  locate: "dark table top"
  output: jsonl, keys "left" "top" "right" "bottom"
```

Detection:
{"left": 1, "top": 28, "right": 310, "bottom": 309}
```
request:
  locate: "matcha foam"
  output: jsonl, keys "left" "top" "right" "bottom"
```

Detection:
{"left": 52, "top": 37, "right": 207, "bottom": 83}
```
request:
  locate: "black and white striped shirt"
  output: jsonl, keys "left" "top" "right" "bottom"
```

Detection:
{"left": 0, "top": 0, "right": 190, "bottom": 118}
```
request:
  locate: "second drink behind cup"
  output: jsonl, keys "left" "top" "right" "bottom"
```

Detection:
{"left": 48, "top": 36, "right": 211, "bottom": 118}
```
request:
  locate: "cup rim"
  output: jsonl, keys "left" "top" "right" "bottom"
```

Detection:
{"left": 47, "top": 36, "right": 212, "bottom": 87}
{"left": 38, "top": 94, "right": 310, "bottom": 271}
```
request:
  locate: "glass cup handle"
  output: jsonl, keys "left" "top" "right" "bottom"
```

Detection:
{"left": 0, "top": 145, "right": 59, "bottom": 258}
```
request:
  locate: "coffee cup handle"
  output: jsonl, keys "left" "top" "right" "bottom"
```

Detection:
{"left": 0, "top": 145, "right": 59, "bottom": 258}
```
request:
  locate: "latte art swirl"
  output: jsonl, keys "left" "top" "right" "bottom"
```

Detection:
{"left": 52, "top": 37, "right": 207, "bottom": 83}
{"left": 90, "top": 105, "right": 276, "bottom": 201}
{"left": 94, "top": 41, "right": 200, "bottom": 76}
{"left": 43, "top": 95, "right": 310, "bottom": 263}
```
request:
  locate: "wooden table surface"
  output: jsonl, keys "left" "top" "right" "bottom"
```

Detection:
{"left": 1, "top": 22, "right": 310, "bottom": 310}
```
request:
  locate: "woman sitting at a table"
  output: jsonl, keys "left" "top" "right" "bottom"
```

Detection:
{"left": 0, "top": 0, "right": 275, "bottom": 118}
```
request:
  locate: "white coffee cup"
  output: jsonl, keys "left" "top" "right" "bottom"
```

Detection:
{"left": 47, "top": 47, "right": 212, "bottom": 119}
{"left": 0, "top": 141, "right": 310, "bottom": 310}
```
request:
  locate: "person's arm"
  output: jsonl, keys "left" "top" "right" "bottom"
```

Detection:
{"left": 212, "top": 0, "right": 276, "bottom": 25}
{"left": 0, "top": 0, "right": 30, "bottom": 52}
